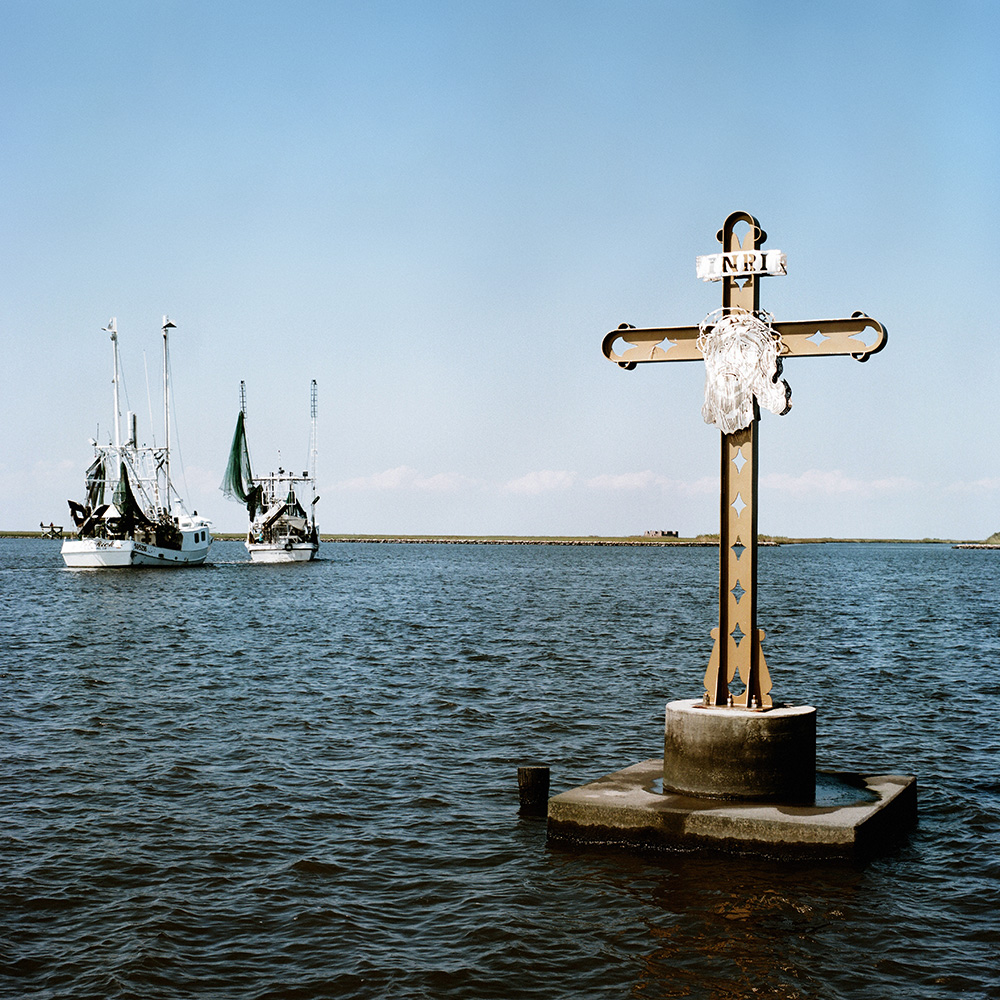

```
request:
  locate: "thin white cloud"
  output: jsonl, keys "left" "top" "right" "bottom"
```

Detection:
{"left": 761, "top": 469, "right": 916, "bottom": 496}
{"left": 684, "top": 476, "right": 721, "bottom": 496}
{"left": 585, "top": 471, "right": 717, "bottom": 495}
{"left": 334, "top": 465, "right": 482, "bottom": 493}
{"left": 335, "top": 466, "right": 415, "bottom": 491}
{"left": 586, "top": 470, "right": 664, "bottom": 491}
{"left": 414, "top": 471, "right": 483, "bottom": 492}
{"left": 503, "top": 469, "right": 576, "bottom": 495}
{"left": 945, "top": 477, "right": 1000, "bottom": 493}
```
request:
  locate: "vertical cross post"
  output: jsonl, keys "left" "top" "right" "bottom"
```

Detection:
{"left": 706, "top": 212, "right": 771, "bottom": 708}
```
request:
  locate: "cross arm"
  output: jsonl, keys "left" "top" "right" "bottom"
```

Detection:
{"left": 773, "top": 313, "right": 887, "bottom": 362}
{"left": 601, "top": 323, "right": 702, "bottom": 369}
{"left": 602, "top": 312, "right": 887, "bottom": 369}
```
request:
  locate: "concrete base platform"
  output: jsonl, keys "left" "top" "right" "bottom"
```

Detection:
{"left": 547, "top": 759, "right": 917, "bottom": 860}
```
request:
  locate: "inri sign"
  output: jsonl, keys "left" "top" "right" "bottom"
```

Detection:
{"left": 695, "top": 249, "right": 786, "bottom": 282}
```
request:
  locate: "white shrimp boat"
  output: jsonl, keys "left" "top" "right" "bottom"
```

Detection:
{"left": 221, "top": 380, "right": 320, "bottom": 563}
{"left": 61, "top": 317, "right": 213, "bottom": 569}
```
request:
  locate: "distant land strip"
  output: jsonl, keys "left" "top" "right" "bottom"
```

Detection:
{"left": 318, "top": 535, "right": 980, "bottom": 546}
{"left": 219, "top": 533, "right": 977, "bottom": 546}
{"left": 3, "top": 532, "right": 988, "bottom": 546}
{"left": 323, "top": 535, "right": 720, "bottom": 546}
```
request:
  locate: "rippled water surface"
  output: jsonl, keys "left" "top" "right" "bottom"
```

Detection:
{"left": 2, "top": 539, "right": 998, "bottom": 999}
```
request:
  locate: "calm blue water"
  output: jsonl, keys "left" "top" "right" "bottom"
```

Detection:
{"left": 2, "top": 539, "right": 998, "bottom": 999}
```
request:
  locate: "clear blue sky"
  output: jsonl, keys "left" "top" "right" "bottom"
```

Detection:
{"left": 2, "top": 1, "right": 997, "bottom": 537}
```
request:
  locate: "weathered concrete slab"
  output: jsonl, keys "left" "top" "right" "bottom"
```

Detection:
{"left": 547, "top": 759, "right": 917, "bottom": 860}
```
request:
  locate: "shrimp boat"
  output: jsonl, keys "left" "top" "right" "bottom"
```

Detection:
{"left": 221, "top": 380, "right": 320, "bottom": 563}
{"left": 61, "top": 317, "right": 213, "bottom": 569}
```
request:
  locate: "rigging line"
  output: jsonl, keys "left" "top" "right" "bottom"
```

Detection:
{"left": 240, "top": 381, "right": 255, "bottom": 473}
{"left": 165, "top": 346, "right": 191, "bottom": 513}
{"left": 139, "top": 349, "right": 164, "bottom": 512}
{"left": 142, "top": 351, "right": 158, "bottom": 447}
{"left": 118, "top": 356, "right": 133, "bottom": 430}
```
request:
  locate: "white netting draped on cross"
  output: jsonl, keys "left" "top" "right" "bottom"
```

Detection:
{"left": 696, "top": 308, "right": 792, "bottom": 435}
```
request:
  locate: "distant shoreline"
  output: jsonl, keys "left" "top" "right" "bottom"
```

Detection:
{"left": 5, "top": 531, "right": 988, "bottom": 547}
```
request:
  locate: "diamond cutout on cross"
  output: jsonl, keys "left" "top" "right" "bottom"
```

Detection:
{"left": 807, "top": 328, "right": 829, "bottom": 346}
{"left": 731, "top": 580, "right": 745, "bottom": 604}
{"left": 733, "top": 450, "right": 747, "bottom": 472}
{"left": 732, "top": 492, "right": 746, "bottom": 516}
{"left": 730, "top": 623, "right": 745, "bottom": 646}
{"left": 732, "top": 540, "right": 745, "bottom": 559}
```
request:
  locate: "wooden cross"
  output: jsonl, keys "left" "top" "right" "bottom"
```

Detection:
{"left": 602, "top": 211, "right": 886, "bottom": 709}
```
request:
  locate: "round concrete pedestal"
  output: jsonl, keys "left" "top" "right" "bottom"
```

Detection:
{"left": 664, "top": 699, "right": 816, "bottom": 803}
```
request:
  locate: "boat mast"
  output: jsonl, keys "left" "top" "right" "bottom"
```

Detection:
{"left": 309, "top": 379, "right": 318, "bottom": 485}
{"left": 239, "top": 380, "right": 251, "bottom": 500}
{"left": 104, "top": 318, "right": 121, "bottom": 464}
{"left": 309, "top": 379, "right": 319, "bottom": 527}
{"left": 162, "top": 316, "right": 176, "bottom": 513}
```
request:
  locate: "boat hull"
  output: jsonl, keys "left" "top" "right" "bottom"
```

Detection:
{"left": 61, "top": 536, "right": 211, "bottom": 569}
{"left": 246, "top": 540, "right": 318, "bottom": 563}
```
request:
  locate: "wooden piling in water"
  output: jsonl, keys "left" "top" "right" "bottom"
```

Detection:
{"left": 517, "top": 765, "right": 550, "bottom": 816}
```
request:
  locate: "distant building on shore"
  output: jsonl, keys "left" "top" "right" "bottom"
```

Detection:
{"left": 643, "top": 529, "right": 678, "bottom": 538}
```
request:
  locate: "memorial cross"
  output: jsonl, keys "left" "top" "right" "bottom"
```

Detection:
{"left": 602, "top": 211, "right": 886, "bottom": 709}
